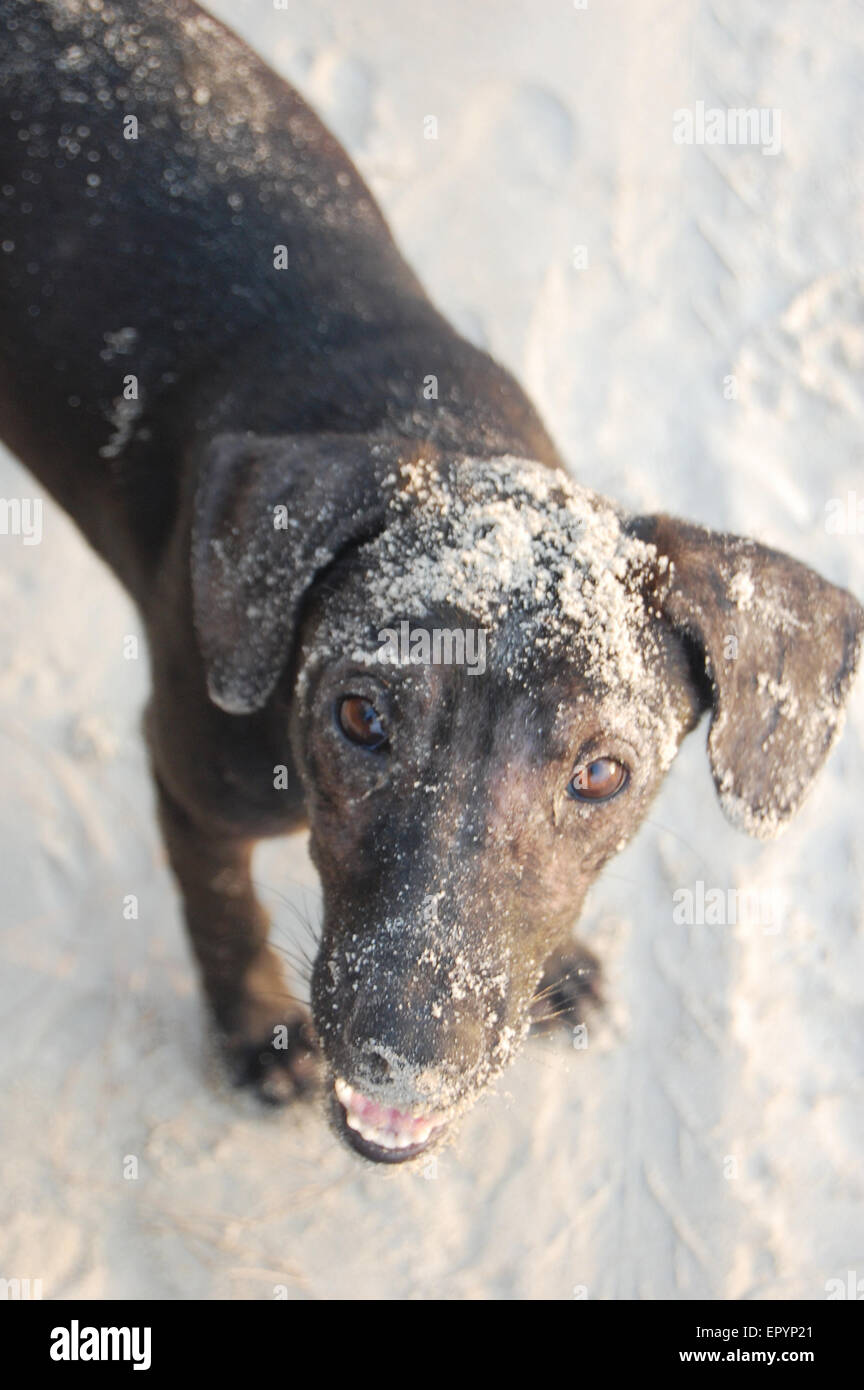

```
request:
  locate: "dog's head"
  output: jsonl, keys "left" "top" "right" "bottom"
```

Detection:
{"left": 192, "top": 433, "right": 863, "bottom": 1161}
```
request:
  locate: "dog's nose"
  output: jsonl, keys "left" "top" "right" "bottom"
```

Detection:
{"left": 344, "top": 989, "right": 486, "bottom": 1101}
{"left": 358, "top": 1047, "right": 392, "bottom": 1085}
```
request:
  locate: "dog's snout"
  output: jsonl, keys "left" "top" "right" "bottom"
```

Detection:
{"left": 346, "top": 998, "right": 485, "bottom": 1072}
{"left": 340, "top": 975, "right": 487, "bottom": 1104}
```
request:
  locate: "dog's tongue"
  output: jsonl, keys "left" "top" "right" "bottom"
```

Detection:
{"left": 335, "top": 1077, "right": 444, "bottom": 1151}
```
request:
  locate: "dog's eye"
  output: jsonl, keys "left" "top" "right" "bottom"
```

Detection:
{"left": 567, "top": 757, "right": 628, "bottom": 802}
{"left": 336, "top": 695, "right": 389, "bottom": 750}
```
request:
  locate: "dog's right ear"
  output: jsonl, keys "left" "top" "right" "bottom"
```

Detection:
{"left": 191, "top": 432, "right": 408, "bottom": 715}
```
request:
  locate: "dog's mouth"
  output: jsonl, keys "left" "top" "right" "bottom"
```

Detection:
{"left": 332, "top": 1076, "right": 451, "bottom": 1164}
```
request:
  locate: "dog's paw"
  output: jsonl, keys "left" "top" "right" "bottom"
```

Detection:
{"left": 225, "top": 1015, "right": 322, "bottom": 1106}
{"left": 530, "top": 945, "right": 602, "bottom": 1034}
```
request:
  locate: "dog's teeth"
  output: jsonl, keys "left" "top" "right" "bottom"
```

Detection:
{"left": 335, "top": 1075, "right": 445, "bottom": 1152}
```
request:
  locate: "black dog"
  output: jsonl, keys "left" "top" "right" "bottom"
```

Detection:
{"left": 1, "top": 0, "right": 861, "bottom": 1163}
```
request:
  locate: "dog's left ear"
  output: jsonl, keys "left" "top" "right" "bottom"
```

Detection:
{"left": 192, "top": 432, "right": 409, "bottom": 715}
{"left": 630, "top": 514, "right": 864, "bottom": 838}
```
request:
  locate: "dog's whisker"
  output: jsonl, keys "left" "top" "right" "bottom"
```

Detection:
{"left": 642, "top": 819, "right": 711, "bottom": 874}
{"left": 252, "top": 879, "right": 322, "bottom": 944}
{"left": 532, "top": 968, "right": 586, "bottom": 999}
{"left": 531, "top": 1007, "right": 583, "bottom": 1026}
{"left": 268, "top": 941, "right": 314, "bottom": 979}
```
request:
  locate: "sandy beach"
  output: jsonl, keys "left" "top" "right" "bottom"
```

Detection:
{"left": 1, "top": 0, "right": 862, "bottom": 1299}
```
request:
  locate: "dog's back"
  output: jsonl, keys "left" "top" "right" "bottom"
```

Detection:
{"left": 0, "top": 0, "right": 558, "bottom": 592}
{"left": 0, "top": 0, "right": 420, "bottom": 573}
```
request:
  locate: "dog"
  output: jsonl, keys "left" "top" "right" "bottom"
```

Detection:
{"left": 1, "top": 0, "right": 861, "bottom": 1164}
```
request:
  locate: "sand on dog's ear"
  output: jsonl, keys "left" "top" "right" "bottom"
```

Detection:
{"left": 192, "top": 432, "right": 407, "bottom": 715}
{"left": 629, "top": 514, "right": 864, "bottom": 838}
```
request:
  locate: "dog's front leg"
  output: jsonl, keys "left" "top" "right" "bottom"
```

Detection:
{"left": 154, "top": 778, "right": 319, "bottom": 1104}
